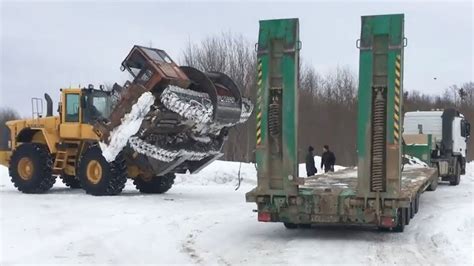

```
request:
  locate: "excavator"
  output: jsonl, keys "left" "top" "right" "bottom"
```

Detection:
{"left": 0, "top": 45, "right": 253, "bottom": 195}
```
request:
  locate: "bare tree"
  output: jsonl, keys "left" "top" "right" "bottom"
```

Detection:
{"left": 181, "top": 32, "right": 257, "bottom": 162}
{"left": 181, "top": 32, "right": 473, "bottom": 164}
{"left": 0, "top": 107, "right": 20, "bottom": 149}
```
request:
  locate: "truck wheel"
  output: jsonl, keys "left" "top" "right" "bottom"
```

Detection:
{"left": 284, "top": 223, "right": 298, "bottom": 229}
{"left": 427, "top": 175, "right": 438, "bottom": 191}
{"left": 393, "top": 208, "right": 405, "bottom": 232}
{"left": 60, "top": 174, "right": 81, "bottom": 188}
{"left": 449, "top": 161, "right": 461, "bottom": 186}
{"left": 133, "top": 174, "right": 175, "bottom": 194}
{"left": 8, "top": 143, "right": 56, "bottom": 193}
{"left": 77, "top": 145, "right": 127, "bottom": 196}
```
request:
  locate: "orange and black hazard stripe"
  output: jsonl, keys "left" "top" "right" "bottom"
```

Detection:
{"left": 256, "top": 59, "right": 263, "bottom": 146}
{"left": 393, "top": 54, "right": 401, "bottom": 144}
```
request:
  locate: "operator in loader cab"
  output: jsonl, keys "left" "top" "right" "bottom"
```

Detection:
{"left": 305, "top": 146, "right": 317, "bottom": 177}
{"left": 321, "top": 145, "right": 336, "bottom": 173}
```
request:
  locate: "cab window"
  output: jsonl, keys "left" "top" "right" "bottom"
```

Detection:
{"left": 65, "top": 94, "right": 80, "bottom": 122}
{"left": 461, "top": 120, "right": 471, "bottom": 138}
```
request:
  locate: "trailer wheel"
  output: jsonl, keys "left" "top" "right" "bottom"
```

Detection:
{"left": 404, "top": 208, "right": 410, "bottom": 225}
{"left": 393, "top": 208, "right": 405, "bottom": 232}
{"left": 414, "top": 193, "right": 420, "bottom": 214}
{"left": 133, "top": 174, "right": 175, "bottom": 194}
{"left": 77, "top": 145, "right": 127, "bottom": 196}
{"left": 299, "top": 224, "right": 312, "bottom": 229}
{"left": 284, "top": 223, "right": 298, "bottom": 229}
{"left": 449, "top": 161, "right": 461, "bottom": 186}
{"left": 60, "top": 174, "right": 81, "bottom": 188}
{"left": 9, "top": 143, "right": 56, "bottom": 193}
{"left": 409, "top": 201, "right": 415, "bottom": 219}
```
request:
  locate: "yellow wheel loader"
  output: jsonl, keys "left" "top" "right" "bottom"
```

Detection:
{"left": 1, "top": 88, "right": 128, "bottom": 195}
{"left": 0, "top": 45, "right": 253, "bottom": 195}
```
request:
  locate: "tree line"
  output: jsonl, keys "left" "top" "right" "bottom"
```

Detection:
{"left": 1, "top": 33, "right": 472, "bottom": 165}
{"left": 181, "top": 33, "right": 474, "bottom": 165}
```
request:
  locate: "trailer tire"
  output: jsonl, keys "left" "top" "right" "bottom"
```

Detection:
{"left": 284, "top": 223, "right": 298, "bottom": 229}
{"left": 409, "top": 201, "right": 415, "bottom": 219}
{"left": 299, "top": 224, "right": 312, "bottom": 229}
{"left": 393, "top": 208, "right": 405, "bottom": 232}
{"left": 60, "top": 174, "right": 81, "bottom": 188}
{"left": 449, "top": 161, "right": 461, "bottom": 186}
{"left": 9, "top": 143, "right": 56, "bottom": 193}
{"left": 77, "top": 144, "right": 127, "bottom": 196}
{"left": 414, "top": 193, "right": 420, "bottom": 214}
{"left": 133, "top": 174, "right": 175, "bottom": 194}
{"left": 404, "top": 208, "right": 410, "bottom": 225}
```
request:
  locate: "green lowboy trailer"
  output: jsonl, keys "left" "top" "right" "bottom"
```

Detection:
{"left": 246, "top": 15, "right": 438, "bottom": 232}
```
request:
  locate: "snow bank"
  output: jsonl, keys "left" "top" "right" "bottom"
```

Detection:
{"left": 175, "top": 156, "right": 345, "bottom": 186}
{"left": 403, "top": 154, "right": 429, "bottom": 168}
{"left": 466, "top": 160, "right": 474, "bottom": 175}
{"left": 99, "top": 92, "right": 155, "bottom": 162}
{"left": 175, "top": 160, "right": 257, "bottom": 185}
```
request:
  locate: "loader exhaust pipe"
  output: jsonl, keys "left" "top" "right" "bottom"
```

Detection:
{"left": 44, "top": 93, "right": 53, "bottom": 117}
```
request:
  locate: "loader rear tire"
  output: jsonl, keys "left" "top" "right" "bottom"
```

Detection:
{"left": 133, "top": 174, "right": 175, "bottom": 194}
{"left": 9, "top": 143, "right": 56, "bottom": 193}
{"left": 60, "top": 174, "right": 81, "bottom": 188}
{"left": 77, "top": 144, "right": 127, "bottom": 196}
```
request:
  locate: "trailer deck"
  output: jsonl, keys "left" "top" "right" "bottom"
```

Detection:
{"left": 246, "top": 166, "right": 437, "bottom": 228}
{"left": 301, "top": 166, "right": 436, "bottom": 201}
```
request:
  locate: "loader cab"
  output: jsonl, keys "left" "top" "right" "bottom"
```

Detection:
{"left": 120, "top": 45, "right": 190, "bottom": 90}
{"left": 59, "top": 87, "right": 107, "bottom": 140}
{"left": 82, "top": 88, "right": 112, "bottom": 123}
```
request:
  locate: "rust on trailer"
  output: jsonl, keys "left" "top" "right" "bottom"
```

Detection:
{"left": 247, "top": 166, "right": 437, "bottom": 227}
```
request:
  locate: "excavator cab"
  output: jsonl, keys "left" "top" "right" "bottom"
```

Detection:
{"left": 120, "top": 45, "right": 190, "bottom": 90}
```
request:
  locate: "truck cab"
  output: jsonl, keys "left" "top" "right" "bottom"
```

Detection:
{"left": 403, "top": 109, "right": 470, "bottom": 184}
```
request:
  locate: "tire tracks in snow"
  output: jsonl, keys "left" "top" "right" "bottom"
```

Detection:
{"left": 182, "top": 229, "right": 204, "bottom": 264}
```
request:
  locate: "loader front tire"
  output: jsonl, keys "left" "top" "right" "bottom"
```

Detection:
{"left": 133, "top": 174, "right": 175, "bottom": 194}
{"left": 60, "top": 174, "right": 81, "bottom": 188}
{"left": 78, "top": 145, "right": 127, "bottom": 196}
{"left": 9, "top": 143, "right": 55, "bottom": 193}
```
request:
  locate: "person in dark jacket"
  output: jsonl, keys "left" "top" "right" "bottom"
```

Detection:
{"left": 305, "top": 146, "right": 317, "bottom": 177}
{"left": 321, "top": 145, "right": 336, "bottom": 173}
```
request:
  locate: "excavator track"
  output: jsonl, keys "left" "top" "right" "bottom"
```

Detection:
{"left": 94, "top": 45, "right": 253, "bottom": 176}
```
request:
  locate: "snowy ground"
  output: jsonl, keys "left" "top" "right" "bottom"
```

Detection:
{"left": 0, "top": 159, "right": 472, "bottom": 265}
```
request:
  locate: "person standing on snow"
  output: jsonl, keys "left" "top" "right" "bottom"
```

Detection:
{"left": 305, "top": 146, "right": 317, "bottom": 177}
{"left": 321, "top": 145, "right": 336, "bottom": 173}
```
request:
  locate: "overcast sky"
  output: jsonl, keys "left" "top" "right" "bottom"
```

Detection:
{"left": 1, "top": 1, "right": 472, "bottom": 116}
